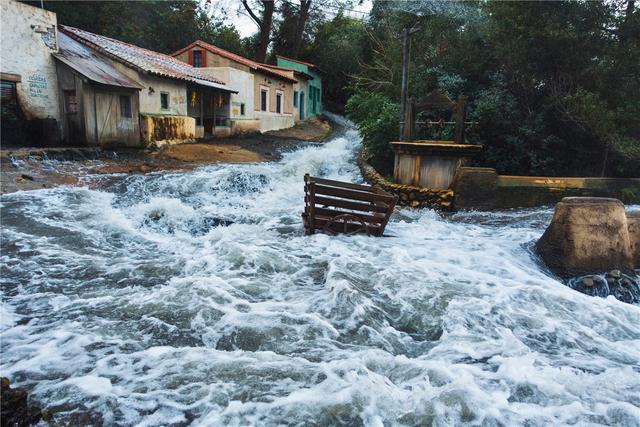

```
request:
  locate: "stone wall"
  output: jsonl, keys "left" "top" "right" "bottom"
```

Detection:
{"left": 453, "top": 167, "right": 640, "bottom": 210}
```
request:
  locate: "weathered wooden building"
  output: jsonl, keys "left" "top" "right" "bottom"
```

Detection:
{"left": 58, "top": 26, "right": 237, "bottom": 146}
{"left": 53, "top": 32, "right": 143, "bottom": 146}
{"left": 172, "top": 40, "right": 300, "bottom": 134}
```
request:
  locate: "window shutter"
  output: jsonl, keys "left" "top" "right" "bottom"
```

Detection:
{"left": 188, "top": 50, "right": 193, "bottom": 65}
{"left": 201, "top": 49, "right": 207, "bottom": 67}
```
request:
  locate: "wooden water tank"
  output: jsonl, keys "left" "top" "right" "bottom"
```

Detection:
{"left": 390, "top": 140, "right": 482, "bottom": 190}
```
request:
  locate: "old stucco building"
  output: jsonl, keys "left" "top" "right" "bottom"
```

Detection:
{"left": 277, "top": 55, "right": 323, "bottom": 120}
{"left": 1, "top": 0, "right": 61, "bottom": 145}
{"left": 172, "top": 41, "right": 301, "bottom": 133}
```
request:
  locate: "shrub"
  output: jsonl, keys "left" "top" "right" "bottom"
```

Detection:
{"left": 345, "top": 91, "right": 399, "bottom": 175}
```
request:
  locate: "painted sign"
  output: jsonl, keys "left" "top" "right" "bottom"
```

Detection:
{"left": 27, "top": 73, "right": 48, "bottom": 99}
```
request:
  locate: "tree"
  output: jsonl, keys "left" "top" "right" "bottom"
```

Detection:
{"left": 35, "top": 0, "right": 242, "bottom": 54}
{"left": 241, "top": 0, "right": 275, "bottom": 62}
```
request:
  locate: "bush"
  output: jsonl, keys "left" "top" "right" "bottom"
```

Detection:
{"left": 345, "top": 91, "right": 399, "bottom": 175}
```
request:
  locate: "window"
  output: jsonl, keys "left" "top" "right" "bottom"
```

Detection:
{"left": 1, "top": 80, "right": 19, "bottom": 121}
{"left": 240, "top": 103, "right": 245, "bottom": 116}
{"left": 276, "top": 92, "right": 282, "bottom": 114}
{"left": 293, "top": 91, "right": 298, "bottom": 107}
{"left": 160, "top": 92, "right": 169, "bottom": 110}
{"left": 119, "top": 95, "right": 132, "bottom": 118}
{"left": 260, "top": 89, "right": 268, "bottom": 111}
{"left": 64, "top": 90, "right": 77, "bottom": 114}
{"left": 192, "top": 50, "right": 202, "bottom": 68}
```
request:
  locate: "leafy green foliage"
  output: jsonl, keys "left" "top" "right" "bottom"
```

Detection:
{"left": 345, "top": 91, "right": 398, "bottom": 175}
{"left": 347, "top": 0, "right": 640, "bottom": 178}
{"left": 35, "top": 0, "right": 252, "bottom": 56}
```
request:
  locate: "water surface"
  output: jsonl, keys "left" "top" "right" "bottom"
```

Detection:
{"left": 2, "top": 119, "right": 639, "bottom": 426}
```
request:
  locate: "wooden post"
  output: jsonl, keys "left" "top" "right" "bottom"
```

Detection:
{"left": 454, "top": 95, "right": 468, "bottom": 145}
{"left": 402, "top": 98, "right": 415, "bottom": 141}
{"left": 399, "top": 27, "right": 410, "bottom": 140}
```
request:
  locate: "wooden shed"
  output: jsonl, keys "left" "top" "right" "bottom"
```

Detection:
{"left": 53, "top": 32, "right": 143, "bottom": 146}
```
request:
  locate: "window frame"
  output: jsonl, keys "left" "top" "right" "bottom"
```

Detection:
{"left": 119, "top": 95, "right": 132, "bottom": 118}
{"left": 293, "top": 91, "right": 298, "bottom": 108}
{"left": 240, "top": 103, "right": 245, "bottom": 116}
{"left": 276, "top": 90, "right": 283, "bottom": 114}
{"left": 64, "top": 90, "right": 78, "bottom": 114}
{"left": 192, "top": 50, "right": 202, "bottom": 68}
{"left": 160, "top": 92, "right": 170, "bottom": 110}
{"left": 260, "top": 87, "right": 268, "bottom": 112}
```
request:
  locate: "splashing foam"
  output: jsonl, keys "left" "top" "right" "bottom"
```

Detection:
{"left": 1, "top": 117, "right": 639, "bottom": 426}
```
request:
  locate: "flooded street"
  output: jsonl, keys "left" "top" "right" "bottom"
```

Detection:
{"left": 1, "top": 120, "right": 639, "bottom": 426}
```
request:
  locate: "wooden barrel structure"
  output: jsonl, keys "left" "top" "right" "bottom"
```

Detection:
{"left": 302, "top": 174, "right": 398, "bottom": 236}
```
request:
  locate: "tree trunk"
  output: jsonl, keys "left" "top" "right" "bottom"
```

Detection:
{"left": 241, "top": 0, "right": 275, "bottom": 63}
{"left": 255, "top": 0, "right": 275, "bottom": 62}
{"left": 625, "top": 0, "right": 635, "bottom": 22}
{"left": 292, "top": 0, "right": 312, "bottom": 57}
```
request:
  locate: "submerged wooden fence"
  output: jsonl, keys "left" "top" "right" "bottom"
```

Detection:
{"left": 302, "top": 174, "right": 398, "bottom": 236}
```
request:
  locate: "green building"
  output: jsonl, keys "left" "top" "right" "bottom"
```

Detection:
{"left": 276, "top": 55, "right": 323, "bottom": 119}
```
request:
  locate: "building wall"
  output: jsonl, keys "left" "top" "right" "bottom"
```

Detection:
{"left": 202, "top": 67, "right": 254, "bottom": 119}
{"left": 253, "top": 71, "right": 293, "bottom": 115}
{"left": 307, "top": 69, "right": 323, "bottom": 118}
{"left": 276, "top": 57, "right": 323, "bottom": 118}
{"left": 176, "top": 48, "right": 251, "bottom": 72}
{"left": 293, "top": 79, "right": 309, "bottom": 122}
{"left": 106, "top": 61, "right": 188, "bottom": 116}
{"left": 1, "top": 0, "right": 61, "bottom": 143}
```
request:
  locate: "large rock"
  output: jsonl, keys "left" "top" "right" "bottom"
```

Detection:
{"left": 628, "top": 211, "right": 640, "bottom": 267}
{"left": 536, "top": 197, "right": 635, "bottom": 277}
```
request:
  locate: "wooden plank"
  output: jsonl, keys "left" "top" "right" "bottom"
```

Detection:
{"left": 314, "top": 184, "right": 396, "bottom": 203}
{"left": 309, "top": 176, "right": 380, "bottom": 193}
{"left": 312, "top": 215, "right": 383, "bottom": 236}
{"left": 313, "top": 207, "right": 386, "bottom": 224}
{"left": 308, "top": 182, "right": 316, "bottom": 234}
{"left": 454, "top": 95, "right": 467, "bottom": 145}
{"left": 312, "top": 196, "right": 390, "bottom": 213}
{"left": 379, "top": 194, "right": 398, "bottom": 232}
{"left": 315, "top": 185, "right": 393, "bottom": 202}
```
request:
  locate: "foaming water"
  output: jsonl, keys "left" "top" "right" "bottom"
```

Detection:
{"left": 2, "top": 119, "right": 639, "bottom": 426}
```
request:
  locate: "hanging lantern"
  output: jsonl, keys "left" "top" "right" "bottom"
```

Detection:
{"left": 190, "top": 90, "right": 199, "bottom": 107}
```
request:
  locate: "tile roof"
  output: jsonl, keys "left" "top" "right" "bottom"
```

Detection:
{"left": 54, "top": 32, "right": 144, "bottom": 90}
{"left": 58, "top": 26, "right": 236, "bottom": 93}
{"left": 171, "top": 40, "right": 298, "bottom": 83}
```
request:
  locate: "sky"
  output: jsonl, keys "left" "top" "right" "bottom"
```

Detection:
{"left": 211, "top": 0, "right": 373, "bottom": 38}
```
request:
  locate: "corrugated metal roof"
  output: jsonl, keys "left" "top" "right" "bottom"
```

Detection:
{"left": 171, "top": 40, "right": 298, "bottom": 83}
{"left": 54, "top": 32, "right": 143, "bottom": 89}
{"left": 59, "top": 26, "right": 237, "bottom": 93}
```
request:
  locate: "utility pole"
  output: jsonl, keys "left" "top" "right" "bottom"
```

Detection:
{"left": 399, "top": 25, "right": 421, "bottom": 141}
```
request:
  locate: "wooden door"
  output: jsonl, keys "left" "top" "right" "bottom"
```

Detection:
{"left": 94, "top": 92, "right": 118, "bottom": 144}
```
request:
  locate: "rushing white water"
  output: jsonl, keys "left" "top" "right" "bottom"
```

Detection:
{"left": 2, "top": 119, "right": 639, "bottom": 427}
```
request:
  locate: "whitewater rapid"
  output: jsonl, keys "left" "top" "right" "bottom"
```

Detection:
{"left": 1, "top": 119, "right": 639, "bottom": 426}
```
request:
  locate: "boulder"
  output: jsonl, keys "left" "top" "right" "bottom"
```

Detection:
{"left": 627, "top": 211, "right": 640, "bottom": 267}
{"left": 536, "top": 197, "right": 634, "bottom": 277}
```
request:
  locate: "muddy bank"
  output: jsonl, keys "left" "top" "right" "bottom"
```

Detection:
{"left": 1, "top": 117, "right": 334, "bottom": 194}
